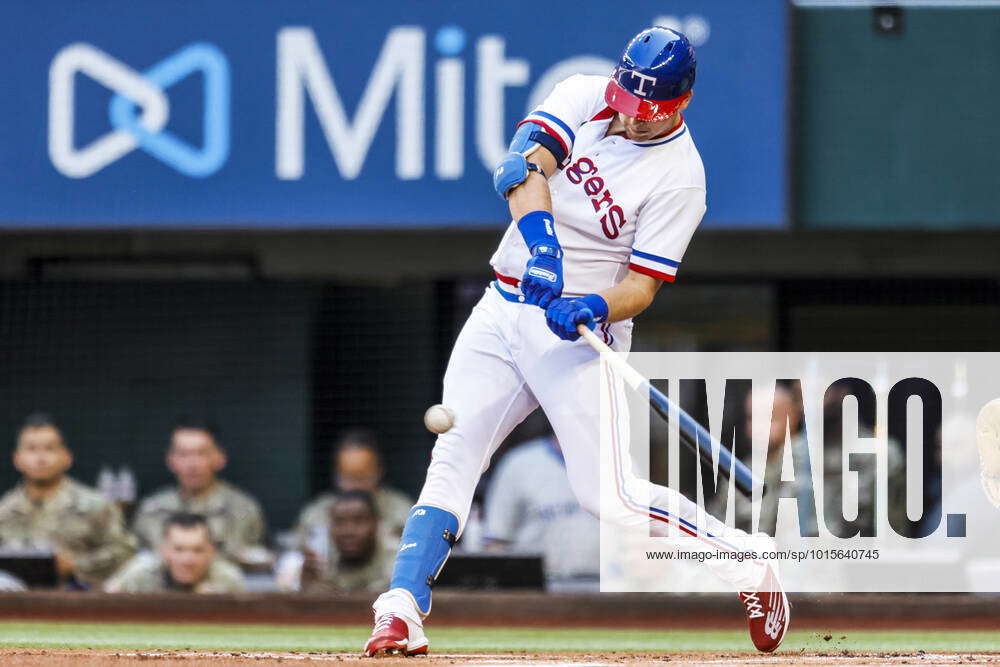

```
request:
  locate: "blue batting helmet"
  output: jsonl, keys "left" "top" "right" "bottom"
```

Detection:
{"left": 605, "top": 27, "right": 697, "bottom": 122}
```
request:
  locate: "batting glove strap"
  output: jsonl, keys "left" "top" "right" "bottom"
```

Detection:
{"left": 579, "top": 293, "right": 609, "bottom": 323}
{"left": 532, "top": 244, "right": 562, "bottom": 260}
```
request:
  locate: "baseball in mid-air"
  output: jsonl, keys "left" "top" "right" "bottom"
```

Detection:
{"left": 423, "top": 404, "right": 455, "bottom": 434}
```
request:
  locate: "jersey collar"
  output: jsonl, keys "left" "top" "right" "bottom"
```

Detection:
{"left": 594, "top": 108, "right": 688, "bottom": 147}
{"left": 630, "top": 114, "right": 687, "bottom": 147}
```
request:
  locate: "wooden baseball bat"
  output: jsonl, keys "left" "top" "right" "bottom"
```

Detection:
{"left": 577, "top": 324, "right": 763, "bottom": 498}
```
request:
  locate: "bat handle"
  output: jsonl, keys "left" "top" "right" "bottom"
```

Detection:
{"left": 577, "top": 324, "right": 647, "bottom": 390}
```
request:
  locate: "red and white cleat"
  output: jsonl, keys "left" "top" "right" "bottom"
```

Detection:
{"left": 739, "top": 564, "right": 790, "bottom": 653}
{"left": 363, "top": 613, "right": 429, "bottom": 657}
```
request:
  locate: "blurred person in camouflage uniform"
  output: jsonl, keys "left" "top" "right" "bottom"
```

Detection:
{"left": 132, "top": 418, "right": 269, "bottom": 568}
{"left": 301, "top": 490, "right": 395, "bottom": 593}
{"left": 293, "top": 429, "right": 411, "bottom": 565}
{"left": 731, "top": 384, "right": 811, "bottom": 538}
{"left": 106, "top": 512, "right": 244, "bottom": 593}
{"left": 733, "top": 381, "right": 908, "bottom": 540}
{"left": 819, "top": 379, "right": 908, "bottom": 537}
{"left": 0, "top": 413, "right": 135, "bottom": 588}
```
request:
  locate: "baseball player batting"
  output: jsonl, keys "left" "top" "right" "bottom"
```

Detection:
{"left": 365, "top": 27, "right": 789, "bottom": 656}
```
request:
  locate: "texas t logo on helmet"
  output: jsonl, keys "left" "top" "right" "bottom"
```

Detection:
{"left": 628, "top": 71, "right": 657, "bottom": 97}
{"left": 605, "top": 26, "right": 697, "bottom": 122}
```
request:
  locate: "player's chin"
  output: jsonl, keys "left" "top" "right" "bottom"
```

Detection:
{"left": 627, "top": 131, "right": 655, "bottom": 141}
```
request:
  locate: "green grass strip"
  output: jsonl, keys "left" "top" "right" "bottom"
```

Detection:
{"left": 0, "top": 622, "right": 997, "bottom": 654}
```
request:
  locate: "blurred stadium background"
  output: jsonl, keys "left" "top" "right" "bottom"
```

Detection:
{"left": 0, "top": 0, "right": 999, "bottom": 661}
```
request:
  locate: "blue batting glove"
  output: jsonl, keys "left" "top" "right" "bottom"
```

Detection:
{"left": 521, "top": 244, "right": 563, "bottom": 309}
{"left": 545, "top": 298, "right": 596, "bottom": 341}
{"left": 544, "top": 294, "right": 610, "bottom": 341}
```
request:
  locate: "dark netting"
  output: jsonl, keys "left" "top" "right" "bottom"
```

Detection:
{"left": 0, "top": 280, "right": 440, "bottom": 535}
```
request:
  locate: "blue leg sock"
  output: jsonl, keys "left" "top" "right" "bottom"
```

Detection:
{"left": 389, "top": 505, "right": 460, "bottom": 615}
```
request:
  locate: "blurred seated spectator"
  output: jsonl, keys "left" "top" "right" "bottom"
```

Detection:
{"left": 106, "top": 512, "right": 245, "bottom": 593}
{"left": 733, "top": 383, "right": 813, "bottom": 538}
{"left": 820, "top": 380, "right": 907, "bottom": 538}
{"left": 301, "top": 490, "right": 395, "bottom": 593}
{"left": 482, "top": 435, "right": 600, "bottom": 591}
{"left": 293, "top": 429, "right": 411, "bottom": 563}
{"left": 0, "top": 413, "right": 135, "bottom": 588}
{"left": 132, "top": 418, "right": 270, "bottom": 569}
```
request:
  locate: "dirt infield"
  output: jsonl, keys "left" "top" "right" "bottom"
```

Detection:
{"left": 1, "top": 649, "right": 999, "bottom": 666}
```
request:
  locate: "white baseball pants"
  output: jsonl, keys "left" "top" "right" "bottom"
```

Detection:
{"left": 416, "top": 284, "right": 765, "bottom": 590}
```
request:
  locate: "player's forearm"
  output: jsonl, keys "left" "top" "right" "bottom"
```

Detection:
{"left": 507, "top": 171, "right": 552, "bottom": 220}
{"left": 506, "top": 146, "right": 559, "bottom": 221}
{"left": 597, "top": 271, "right": 662, "bottom": 322}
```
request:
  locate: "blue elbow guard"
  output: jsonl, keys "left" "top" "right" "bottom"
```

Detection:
{"left": 508, "top": 121, "right": 536, "bottom": 153}
{"left": 493, "top": 152, "right": 529, "bottom": 200}
{"left": 509, "top": 122, "right": 567, "bottom": 165}
{"left": 389, "top": 505, "right": 459, "bottom": 615}
{"left": 492, "top": 122, "right": 567, "bottom": 199}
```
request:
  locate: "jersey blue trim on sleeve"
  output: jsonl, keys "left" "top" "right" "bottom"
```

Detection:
{"left": 631, "top": 249, "right": 681, "bottom": 267}
{"left": 532, "top": 111, "right": 576, "bottom": 145}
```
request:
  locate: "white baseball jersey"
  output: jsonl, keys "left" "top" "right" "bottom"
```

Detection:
{"left": 489, "top": 74, "right": 707, "bottom": 298}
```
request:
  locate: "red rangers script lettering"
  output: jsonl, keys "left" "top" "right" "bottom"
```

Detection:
{"left": 565, "top": 157, "right": 627, "bottom": 239}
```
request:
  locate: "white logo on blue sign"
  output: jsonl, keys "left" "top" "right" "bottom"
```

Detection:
{"left": 49, "top": 42, "right": 230, "bottom": 178}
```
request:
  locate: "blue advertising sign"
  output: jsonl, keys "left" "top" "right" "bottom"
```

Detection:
{"left": 0, "top": 1, "right": 786, "bottom": 228}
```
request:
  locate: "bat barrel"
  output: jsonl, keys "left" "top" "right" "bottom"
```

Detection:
{"left": 646, "top": 382, "right": 761, "bottom": 497}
